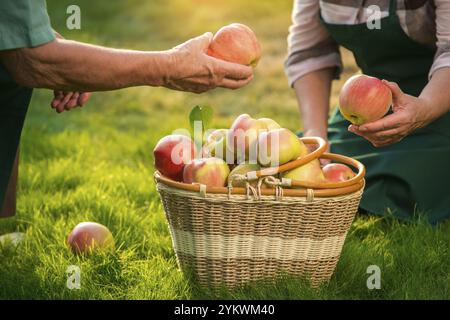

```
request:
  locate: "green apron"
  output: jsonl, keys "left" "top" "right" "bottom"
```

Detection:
{"left": 321, "top": 0, "right": 450, "bottom": 224}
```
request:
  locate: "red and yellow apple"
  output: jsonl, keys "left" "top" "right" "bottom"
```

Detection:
{"left": 257, "top": 128, "right": 305, "bottom": 167}
{"left": 153, "top": 134, "right": 195, "bottom": 181}
{"left": 228, "top": 114, "right": 278, "bottom": 163}
{"left": 183, "top": 157, "right": 230, "bottom": 187}
{"left": 67, "top": 222, "right": 115, "bottom": 254}
{"left": 322, "top": 163, "right": 356, "bottom": 182}
{"left": 202, "top": 129, "right": 228, "bottom": 159}
{"left": 207, "top": 23, "right": 262, "bottom": 67}
{"left": 281, "top": 160, "right": 326, "bottom": 185}
{"left": 339, "top": 74, "right": 392, "bottom": 125}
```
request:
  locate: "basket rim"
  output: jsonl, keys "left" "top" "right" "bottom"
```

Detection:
{"left": 155, "top": 151, "right": 365, "bottom": 199}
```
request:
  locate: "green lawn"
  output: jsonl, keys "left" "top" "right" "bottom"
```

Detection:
{"left": 0, "top": 0, "right": 449, "bottom": 299}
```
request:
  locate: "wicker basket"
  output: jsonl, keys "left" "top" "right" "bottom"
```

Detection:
{"left": 155, "top": 137, "right": 365, "bottom": 288}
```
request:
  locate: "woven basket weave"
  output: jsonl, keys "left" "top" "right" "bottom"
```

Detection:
{"left": 155, "top": 137, "right": 365, "bottom": 288}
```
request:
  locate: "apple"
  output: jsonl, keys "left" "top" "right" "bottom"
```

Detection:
{"left": 339, "top": 74, "right": 392, "bottom": 125}
{"left": 227, "top": 114, "right": 268, "bottom": 163}
{"left": 281, "top": 160, "right": 326, "bottom": 185}
{"left": 153, "top": 134, "right": 195, "bottom": 181}
{"left": 67, "top": 222, "right": 115, "bottom": 254}
{"left": 322, "top": 163, "right": 356, "bottom": 182}
{"left": 258, "top": 117, "right": 281, "bottom": 131}
{"left": 202, "top": 129, "right": 228, "bottom": 159}
{"left": 257, "top": 128, "right": 306, "bottom": 167}
{"left": 183, "top": 157, "right": 230, "bottom": 187}
{"left": 228, "top": 162, "right": 261, "bottom": 187}
{"left": 207, "top": 23, "right": 262, "bottom": 67}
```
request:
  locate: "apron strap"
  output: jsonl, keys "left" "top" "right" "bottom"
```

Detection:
{"left": 389, "top": 0, "right": 397, "bottom": 16}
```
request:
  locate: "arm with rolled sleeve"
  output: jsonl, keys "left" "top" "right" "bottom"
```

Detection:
{"left": 428, "top": 0, "right": 450, "bottom": 79}
{"left": 285, "top": 0, "right": 341, "bottom": 142}
{"left": 285, "top": 0, "right": 342, "bottom": 87}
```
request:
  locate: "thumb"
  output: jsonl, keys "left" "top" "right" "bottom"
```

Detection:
{"left": 382, "top": 79, "right": 404, "bottom": 104}
{"left": 188, "top": 32, "right": 213, "bottom": 52}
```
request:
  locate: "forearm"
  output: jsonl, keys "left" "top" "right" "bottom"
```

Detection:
{"left": 293, "top": 68, "right": 333, "bottom": 137}
{"left": 0, "top": 38, "right": 171, "bottom": 91}
{"left": 419, "top": 67, "right": 450, "bottom": 122}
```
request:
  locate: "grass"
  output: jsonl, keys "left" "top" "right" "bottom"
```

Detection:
{"left": 0, "top": 0, "right": 449, "bottom": 299}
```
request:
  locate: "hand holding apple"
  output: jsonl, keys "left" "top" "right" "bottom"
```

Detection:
{"left": 348, "top": 80, "right": 436, "bottom": 147}
{"left": 207, "top": 23, "right": 262, "bottom": 67}
{"left": 339, "top": 74, "right": 392, "bottom": 125}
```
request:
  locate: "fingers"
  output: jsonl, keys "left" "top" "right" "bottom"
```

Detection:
{"left": 382, "top": 79, "right": 404, "bottom": 105}
{"left": 51, "top": 91, "right": 64, "bottom": 108}
{"left": 356, "top": 111, "right": 405, "bottom": 133}
{"left": 213, "top": 58, "right": 254, "bottom": 81}
{"left": 184, "top": 32, "right": 213, "bottom": 52}
{"left": 66, "top": 92, "right": 80, "bottom": 109}
{"left": 78, "top": 92, "right": 92, "bottom": 106}
{"left": 55, "top": 92, "right": 74, "bottom": 113}
{"left": 218, "top": 74, "right": 254, "bottom": 89}
{"left": 52, "top": 91, "right": 92, "bottom": 113}
{"left": 349, "top": 124, "right": 406, "bottom": 147}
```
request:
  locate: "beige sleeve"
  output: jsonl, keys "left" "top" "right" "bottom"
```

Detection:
{"left": 284, "top": 0, "right": 342, "bottom": 87}
{"left": 429, "top": 0, "right": 450, "bottom": 79}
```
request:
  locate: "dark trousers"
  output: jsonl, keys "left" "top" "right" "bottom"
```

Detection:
{"left": 0, "top": 149, "right": 18, "bottom": 218}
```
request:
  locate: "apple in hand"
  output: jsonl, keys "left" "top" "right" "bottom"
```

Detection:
{"left": 183, "top": 157, "right": 230, "bottom": 187}
{"left": 281, "top": 160, "right": 326, "bottom": 185}
{"left": 67, "top": 222, "right": 115, "bottom": 254}
{"left": 339, "top": 74, "right": 392, "bottom": 125}
{"left": 154, "top": 135, "right": 195, "bottom": 181}
{"left": 207, "top": 23, "right": 262, "bottom": 67}
{"left": 258, "top": 128, "right": 306, "bottom": 167}
{"left": 322, "top": 163, "right": 356, "bottom": 182}
{"left": 228, "top": 162, "right": 261, "bottom": 187}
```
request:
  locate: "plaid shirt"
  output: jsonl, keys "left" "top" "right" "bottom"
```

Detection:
{"left": 285, "top": 0, "right": 450, "bottom": 86}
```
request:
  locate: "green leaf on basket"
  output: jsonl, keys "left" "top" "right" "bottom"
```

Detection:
{"left": 189, "top": 105, "right": 213, "bottom": 154}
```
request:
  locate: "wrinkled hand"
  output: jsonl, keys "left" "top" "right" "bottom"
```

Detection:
{"left": 348, "top": 80, "right": 433, "bottom": 147}
{"left": 165, "top": 32, "right": 254, "bottom": 93}
{"left": 51, "top": 91, "right": 92, "bottom": 113}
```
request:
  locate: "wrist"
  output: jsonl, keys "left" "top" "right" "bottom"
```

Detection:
{"left": 417, "top": 96, "right": 440, "bottom": 126}
{"left": 303, "top": 127, "right": 328, "bottom": 140}
{"left": 143, "top": 50, "right": 173, "bottom": 87}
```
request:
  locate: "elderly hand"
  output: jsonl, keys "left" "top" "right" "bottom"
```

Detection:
{"left": 51, "top": 91, "right": 92, "bottom": 113}
{"left": 348, "top": 80, "right": 434, "bottom": 147}
{"left": 165, "top": 32, "right": 254, "bottom": 93}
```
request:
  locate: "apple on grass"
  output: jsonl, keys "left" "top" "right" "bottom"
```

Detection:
{"left": 322, "top": 163, "right": 356, "bottom": 182}
{"left": 257, "top": 128, "right": 306, "bottom": 167}
{"left": 207, "top": 23, "right": 262, "bottom": 67}
{"left": 183, "top": 157, "right": 230, "bottom": 187}
{"left": 153, "top": 134, "right": 195, "bottom": 181}
{"left": 339, "top": 74, "right": 392, "bottom": 125}
{"left": 67, "top": 222, "right": 115, "bottom": 254}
